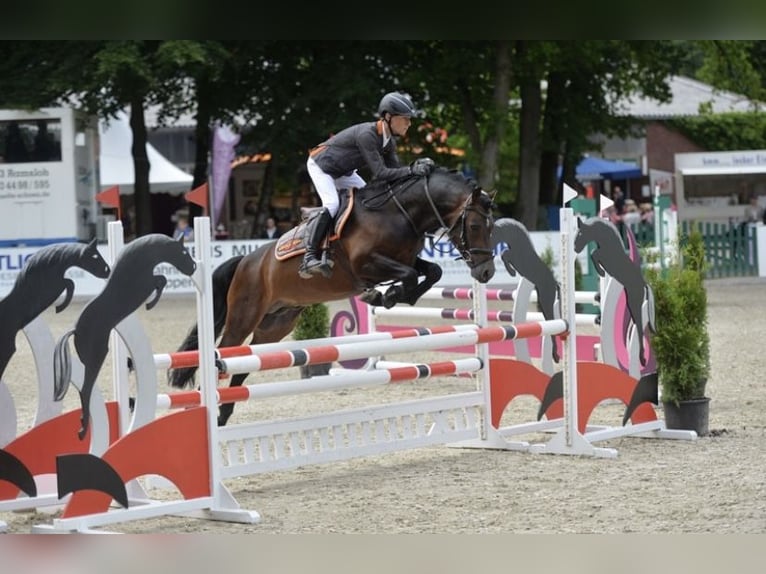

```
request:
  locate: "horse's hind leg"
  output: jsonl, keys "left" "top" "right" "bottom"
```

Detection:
{"left": 218, "top": 372, "right": 249, "bottom": 426}
{"left": 217, "top": 307, "right": 304, "bottom": 426}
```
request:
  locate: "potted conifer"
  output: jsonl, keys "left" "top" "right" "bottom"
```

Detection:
{"left": 293, "top": 303, "right": 332, "bottom": 378}
{"left": 645, "top": 228, "right": 711, "bottom": 436}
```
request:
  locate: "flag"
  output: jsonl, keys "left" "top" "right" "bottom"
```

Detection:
{"left": 185, "top": 183, "right": 209, "bottom": 214}
{"left": 96, "top": 185, "right": 122, "bottom": 221}
{"left": 211, "top": 124, "right": 240, "bottom": 226}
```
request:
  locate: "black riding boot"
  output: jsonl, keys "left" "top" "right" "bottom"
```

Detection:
{"left": 299, "top": 208, "right": 333, "bottom": 279}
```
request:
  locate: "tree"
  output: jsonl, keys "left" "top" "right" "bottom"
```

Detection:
{"left": 537, "top": 41, "right": 679, "bottom": 220}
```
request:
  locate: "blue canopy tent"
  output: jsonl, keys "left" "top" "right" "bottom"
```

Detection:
{"left": 557, "top": 157, "right": 643, "bottom": 181}
{"left": 549, "top": 157, "right": 642, "bottom": 230}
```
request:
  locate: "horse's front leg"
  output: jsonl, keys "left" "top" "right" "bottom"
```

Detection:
{"left": 358, "top": 254, "right": 420, "bottom": 309}
{"left": 145, "top": 275, "right": 167, "bottom": 310}
{"left": 396, "top": 258, "right": 442, "bottom": 306}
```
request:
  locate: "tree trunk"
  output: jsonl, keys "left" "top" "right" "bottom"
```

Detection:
{"left": 129, "top": 97, "right": 152, "bottom": 237}
{"left": 539, "top": 70, "right": 567, "bottom": 206}
{"left": 516, "top": 44, "right": 542, "bottom": 230}
{"left": 478, "top": 41, "right": 512, "bottom": 193}
{"left": 191, "top": 81, "right": 212, "bottom": 220}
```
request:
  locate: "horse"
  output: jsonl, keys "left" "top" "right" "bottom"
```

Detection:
{"left": 0, "top": 239, "right": 111, "bottom": 383}
{"left": 492, "top": 218, "right": 561, "bottom": 363}
{"left": 53, "top": 234, "right": 196, "bottom": 439}
{"left": 573, "top": 217, "right": 655, "bottom": 366}
{"left": 169, "top": 167, "right": 497, "bottom": 426}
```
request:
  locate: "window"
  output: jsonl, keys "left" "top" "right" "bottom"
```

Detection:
{"left": 0, "top": 119, "right": 62, "bottom": 163}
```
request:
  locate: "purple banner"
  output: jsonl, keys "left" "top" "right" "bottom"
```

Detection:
{"left": 211, "top": 124, "right": 240, "bottom": 226}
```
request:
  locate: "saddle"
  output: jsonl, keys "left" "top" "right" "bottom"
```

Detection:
{"left": 275, "top": 189, "right": 355, "bottom": 261}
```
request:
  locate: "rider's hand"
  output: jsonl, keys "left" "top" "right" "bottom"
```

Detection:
{"left": 410, "top": 157, "right": 435, "bottom": 177}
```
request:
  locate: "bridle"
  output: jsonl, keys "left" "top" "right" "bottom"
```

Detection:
{"left": 362, "top": 172, "right": 495, "bottom": 268}
{"left": 446, "top": 188, "right": 495, "bottom": 269}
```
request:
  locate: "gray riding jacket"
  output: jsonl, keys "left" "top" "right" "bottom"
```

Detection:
{"left": 310, "top": 120, "right": 411, "bottom": 181}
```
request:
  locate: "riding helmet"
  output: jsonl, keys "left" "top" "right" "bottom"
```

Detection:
{"left": 378, "top": 92, "right": 417, "bottom": 118}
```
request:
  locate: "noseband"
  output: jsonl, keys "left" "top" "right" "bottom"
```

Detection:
{"left": 448, "top": 193, "right": 495, "bottom": 268}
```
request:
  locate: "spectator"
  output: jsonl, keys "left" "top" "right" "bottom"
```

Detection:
{"left": 260, "top": 216, "right": 282, "bottom": 239}
{"left": 172, "top": 211, "right": 194, "bottom": 242}
{"left": 745, "top": 194, "right": 763, "bottom": 223}
{"left": 612, "top": 185, "right": 626, "bottom": 215}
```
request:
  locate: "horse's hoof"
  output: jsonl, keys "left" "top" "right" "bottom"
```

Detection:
{"left": 359, "top": 290, "right": 384, "bottom": 306}
{"left": 383, "top": 286, "right": 403, "bottom": 309}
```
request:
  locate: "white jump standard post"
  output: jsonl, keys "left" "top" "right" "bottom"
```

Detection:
{"left": 529, "top": 206, "right": 616, "bottom": 458}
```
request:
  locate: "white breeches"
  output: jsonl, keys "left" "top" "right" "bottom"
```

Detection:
{"left": 307, "top": 156, "right": 366, "bottom": 217}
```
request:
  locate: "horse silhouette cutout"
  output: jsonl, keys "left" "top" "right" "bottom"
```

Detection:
{"left": 53, "top": 234, "right": 196, "bottom": 439}
{"left": 573, "top": 217, "right": 655, "bottom": 366}
{"left": 0, "top": 239, "right": 110, "bottom": 384}
{"left": 492, "top": 218, "right": 561, "bottom": 363}
{"left": 169, "top": 166, "right": 497, "bottom": 426}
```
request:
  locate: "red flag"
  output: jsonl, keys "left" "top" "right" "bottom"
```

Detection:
{"left": 96, "top": 185, "right": 122, "bottom": 221}
{"left": 185, "top": 183, "right": 209, "bottom": 214}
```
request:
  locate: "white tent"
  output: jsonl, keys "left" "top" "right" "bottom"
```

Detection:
{"left": 99, "top": 111, "right": 193, "bottom": 195}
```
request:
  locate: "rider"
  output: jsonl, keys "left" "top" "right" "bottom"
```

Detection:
{"left": 299, "top": 91, "right": 435, "bottom": 279}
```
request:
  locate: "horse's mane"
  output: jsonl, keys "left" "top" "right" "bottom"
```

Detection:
{"left": 362, "top": 166, "right": 476, "bottom": 196}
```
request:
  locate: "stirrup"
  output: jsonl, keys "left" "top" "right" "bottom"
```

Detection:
{"left": 299, "top": 258, "right": 324, "bottom": 279}
{"left": 299, "top": 253, "right": 333, "bottom": 279}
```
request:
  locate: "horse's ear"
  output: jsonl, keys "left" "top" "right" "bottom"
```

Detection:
{"left": 177, "top": 234, "right": 185, "bottom": 244}
{"left": 577, "top": 216, "right": 583, "bottom": 229}
{"left": 87, "top": 237, "right": 98, "bottom": 249}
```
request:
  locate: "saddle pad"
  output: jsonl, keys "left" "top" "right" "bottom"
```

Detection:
{"left": 275, "top": 189, "right": 355, "bottom": 260}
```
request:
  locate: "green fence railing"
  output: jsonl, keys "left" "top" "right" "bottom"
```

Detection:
{"left": 680, "top": 221, "right": 758, "bottom": 279}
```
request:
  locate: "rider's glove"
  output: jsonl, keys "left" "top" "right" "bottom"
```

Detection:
{"left": 410, "top": 157, "right": 435, "bottom": 177}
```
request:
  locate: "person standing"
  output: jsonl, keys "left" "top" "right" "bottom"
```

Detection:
{"left": 172, "top": 212, "right": 194, "bottom": 242}
{"left": 260, "top": 216, "right": 282, "bottom": 239}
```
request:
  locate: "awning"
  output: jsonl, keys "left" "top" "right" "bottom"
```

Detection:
{"left": 680, "top": 165, "right": 766, "bottom": 176}
{"left": 99, "top": 111, "right": 193, "bottom": 195}
{"left": 558, "top": 156, "right": 643, "bottom": 181}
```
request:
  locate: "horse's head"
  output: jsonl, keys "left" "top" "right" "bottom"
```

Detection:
{"left": 573, "top": 216, "right": 591, "bottom": 254}
{"left": 80, "top": 237, "right": 111, "bottom": 279}
{"left": 442, "top": 173, "right": 496, "bottom": 283}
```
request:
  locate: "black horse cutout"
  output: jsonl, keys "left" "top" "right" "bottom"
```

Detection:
{"left": 0, "top": 239, "right": 110, "bottom": 384}
{"left": 169, "top": 167, "right": 496, "bottom": 426}
{"left": 492, "top": 218, "right": 561, "bottom": 363}
{"left": 574, "top": 217, "right": 655, "bottom": 366}
{"left": 53, "top": 234, "right": 196, "bottom": 439}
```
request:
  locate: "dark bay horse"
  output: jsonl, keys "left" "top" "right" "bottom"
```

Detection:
{"left": 170, "top": 167, "right": 496, "bottom": 425}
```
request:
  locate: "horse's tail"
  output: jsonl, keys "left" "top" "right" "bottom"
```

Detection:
{"left": 168, "top": 255, "right": 244, "bottom": 388}
{"left": 53, "top": 329, "right": 75, "bottom": 401}
{"left": 645, "top": 283, "right": 656, "bottom": 333}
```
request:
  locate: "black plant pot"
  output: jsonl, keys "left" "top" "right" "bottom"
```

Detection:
{"left": 662, "top": 397, "right": 710, "bottom": 437}
{"left": 300, "top": 363, "right": 332, "bottom": 379}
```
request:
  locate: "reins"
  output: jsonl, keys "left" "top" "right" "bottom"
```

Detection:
{"left": 361, "top": 171, "right": 494, "bottom": 267}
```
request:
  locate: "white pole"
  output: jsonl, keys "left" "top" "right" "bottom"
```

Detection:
{"left": 560, "top": 208, "right": 579, "bottom": 447}
{"left": 107, "top": 221, "right": 130, "bottom": 436}
{"left": 192, "top": 217, "right": 222, "bottom": 503}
